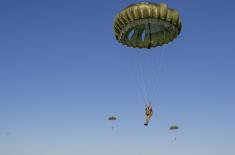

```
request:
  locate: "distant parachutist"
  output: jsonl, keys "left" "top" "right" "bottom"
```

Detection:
{"left": 108, "top": 116, "right": 117, "bottom": 130}
{"left": 169, "top": 125, "right": 179, "bottom": 140}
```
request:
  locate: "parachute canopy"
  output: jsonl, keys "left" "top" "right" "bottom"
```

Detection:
{"left": 108, "top": 116, "right": 117, "bottom": 121}
{"left": 169, "top": 125, "right": 179, "bottom": 130}
{"left": 114, "top": 2, "right": 182, "bottom": 49}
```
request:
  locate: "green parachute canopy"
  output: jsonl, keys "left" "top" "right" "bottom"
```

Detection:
{"left": 169, "top": 125, "right": 179, "bottom": 130}
{"left": 108, "top": 116, "right": 117, "bottom": 121}
{"left": 114, "top": 2, "right": 182, "bottom": 49}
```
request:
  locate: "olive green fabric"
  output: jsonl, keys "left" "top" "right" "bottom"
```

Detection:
{"left": 169, "top": 125, "right": 179, "bottom": 130}
{"left": 114, "top": 2, "right": 182, "bottom": 49}
{"left": 108, "top": 116, "right": 117, "bottom": 121}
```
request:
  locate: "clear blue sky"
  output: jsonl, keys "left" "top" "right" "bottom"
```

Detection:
{"left": 0, "top": 0, "right": 235, "bottom": 155}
